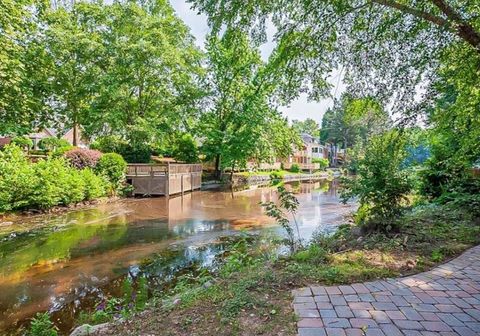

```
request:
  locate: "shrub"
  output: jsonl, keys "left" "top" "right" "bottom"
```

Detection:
{"left": 62, "top": 170, "right": 87, "bottom": 205}
{"left": 90, "top": 135, "right": 124, "bottom": 153}
{"left": 289, "top": 163, "right": 301, "bottom": 173}
{"left": 91, "top": 135, "right": 152, "bottom": 163}
{"left": 96, "top": 153, "right": 127, "bottom": 191}
{"left": 31, "top": 158, "right": 69, "bottom": 208}
{"left": 313, "top": 157, "right": 329, "bottom": 170}
{"left": 341, "top": 131, "right": 413, "bottom": 232}
{"left": 0, "top": 145, "right": 108, "bottom": 212}
{"left": 0, "top": 145, "right": 37, "bottom": 212}
{"left": 50, "top": 145, "right": 74, "bottom": 158}
{"left": 80, "top": 168, "right": 107, "bottom": 200}
{"left": 171, "top": 134, "right": 199, "bottom": 163}
{"left": 38, "top": 137, "right": 71, "bottom": 151}
{"left": 11, "top": 136, "right": 33, "bottom": 150}
{"left": 270, "top": 170, "right": 285, "bottom": 180}
{"left": 64, "top": 148, "right": 102, "bottom": 169}
{"left": 28, "top": 312, "right": 57, "bottom": 336}
{"left": 31, "top": 158, "right": 87, "bottom": 207}
{"left": 119, "top": 143, "right": 152, "bottom": 163}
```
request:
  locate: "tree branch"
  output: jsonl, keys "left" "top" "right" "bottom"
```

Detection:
{"left": 370, "top": 0, "right": 448, "bottom": 27}
{"left": 430, "top": 0, "right": 480, "bottom": 51}
{"left": 371, "top": 0, "right": 480, "bottom": 52}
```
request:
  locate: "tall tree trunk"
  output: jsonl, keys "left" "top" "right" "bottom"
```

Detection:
{"left": 214, "top": 154, "right": 221, "bottom": 180}
{"left": 230, "top": 161, "right": 235, "bottom": 182}
{"left": 73, "top": 123, "right": 78, "bottom": 147}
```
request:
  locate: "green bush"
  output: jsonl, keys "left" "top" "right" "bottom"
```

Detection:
{"left": 31, "top": 158, "right": 90, "bottom": 207}
{"left": 96, "top": 153, "right": 127, "bottom": 191}
{"left": 90, "top": 135, "right": 123, "bottom": 153}
{"left": 0, "top": 145, "right": 38, "bottom": 212}
{"left": 31, "top": 158, "right": 69, "bottom": 208}
{"left": 120, "top": 143, "right": 152, "bottom": 163}
{"left": 341, "top": 131, "right": 413, "bottom": 232}
{"left": 62, "top": 169, "right": 86, "bottom": 205}
{"left": 38, "top": 137, "right": 71, "bottom": 151}
{"left": 91, "top": 135, "right": 152, "bottom": 163}
{"left": 289, "top": 163, "right": 301, "bottom": 173}
{"left": 11, "top": 136, "right": 33, "bottom": 150}
{"left": 313, "top": 157, "right": 329, "bottom": 170}
{"left": 28, "top": 312, "right": 57, "bottom": 336}
{"left": 171, "top": 134, "right": 199, "bottom": 163}
{"left": 270, "top": 170, "right": 285, "bottom": 180}
{"left": 0, "top": 145, "right": 108, "bottom": 212}
{"left": 80, "top": 168, "right": 108, "bottom": 200}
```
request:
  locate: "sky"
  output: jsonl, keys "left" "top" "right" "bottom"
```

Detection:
{"left": 170, "top": 0, "right": 346, "bottom": 125}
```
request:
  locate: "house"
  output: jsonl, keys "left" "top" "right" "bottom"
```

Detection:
{"left": 28, "top": 128, "right": 57, "bottom": 149}
{"left": 0, "top": 128, "right": 56, "bottom": 150}
{"left": 284, "top": 133, "right": 328, "bottom": 172}
{"left": 0, "top": 126, "right": 89, "bottom": 150}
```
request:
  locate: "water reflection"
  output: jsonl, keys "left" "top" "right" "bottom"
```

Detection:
{"left": 0, "top": 180, "right": 355, "bottom": 334}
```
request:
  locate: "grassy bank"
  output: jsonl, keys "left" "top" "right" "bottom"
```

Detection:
{"left": 78, "top": 202, "right": 480, "bottom": 336}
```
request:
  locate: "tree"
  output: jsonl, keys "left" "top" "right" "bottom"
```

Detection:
{"left": 0, "top": 0, "right": 49, "bottom": 134}
{"left": 190, "top": 0, "right": 480, "bottom": 115}
{"left": 320, "top": 94, "right": 389, "bottom": 165}
{"left": 88, "top": 0, "right": 205, "bottom": 144}
{"left": 341, "top": 130, "right": 413, "bottom": 232}
{"left": 200, "top": 29, "right": 287, "bottom": 178}
{"left": 30, "top": 0, "right": 204, "bottom": 147}
{"left": 38, "top": 2, "right": 106, "bottom": 145}
{"left": 292, "top": 118, "right": 320, "bottom": 137}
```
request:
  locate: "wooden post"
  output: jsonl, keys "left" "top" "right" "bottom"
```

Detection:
{"left": 166, "top": 163, "right": 170, "bottom": 196}
{"left": 181, "top": 174, "right": 184, "bottom": 195}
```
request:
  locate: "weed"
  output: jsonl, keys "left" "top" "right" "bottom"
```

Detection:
{"left": 28, "top": 313, "right": 58, "bottom": 336}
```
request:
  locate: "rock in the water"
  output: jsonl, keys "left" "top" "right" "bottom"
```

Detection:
{"left": 70, "top": 323, "right": 111, "bottom": 336}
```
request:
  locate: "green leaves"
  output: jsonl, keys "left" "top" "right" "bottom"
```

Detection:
{"left": 200, "top": 28, "right": 294, "bottom": 174}
{"left": 341, "top": 130, "right": 413, "bottom": 232}
{"left": 190, "top": 0, "right": 480, "bottom": 115}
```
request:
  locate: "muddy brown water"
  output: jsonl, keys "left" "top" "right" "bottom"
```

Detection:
{"left": 0, "top": 180, "right": 356, "bottom": 335}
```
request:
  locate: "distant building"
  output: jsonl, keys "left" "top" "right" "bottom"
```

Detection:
{"left": 283, "top": 133, "right": 328, "bottom": 172}
{"left": 0, "top": 126, "right": 89, "bottom": 150}
{"left": 28, "top": 128, "right": 57, "bottom": 149}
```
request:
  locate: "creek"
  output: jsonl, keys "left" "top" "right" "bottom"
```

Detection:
{"left": 0, "top": 179, "right": 356, "bottom": 334}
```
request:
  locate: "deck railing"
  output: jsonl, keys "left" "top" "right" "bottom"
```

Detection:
{"left": 126, "top": 163, "right": 202, "bottom": 196}
{"left": 283, "top": 162, "right": 320, "bottom": 170}
{"left": 126, "top": 164, "right": 168, "bottom": 177}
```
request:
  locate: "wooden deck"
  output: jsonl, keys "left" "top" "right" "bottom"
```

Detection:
{"left": 126, "top": 163, "right": 202, "bottom": 196}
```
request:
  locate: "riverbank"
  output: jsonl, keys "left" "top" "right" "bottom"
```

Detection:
{"left": 0, "top": 197, "right": 120, "bottom": 238}
{"left": 231, "top": 169, "right": 336, "bottom": 186}
{"left": 92, "top": 202, "right": 480, "bottom": 336}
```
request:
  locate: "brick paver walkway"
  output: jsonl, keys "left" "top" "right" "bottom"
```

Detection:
{"left": 292, "top": 245, "right": 480, "bottom": 336}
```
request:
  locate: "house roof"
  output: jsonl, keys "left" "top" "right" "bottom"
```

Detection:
{"left": 28, "top": 128, "right": 56, "bottom": 139}
{"left": 301, "top": 133, "right": 319, "bottom": 144}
